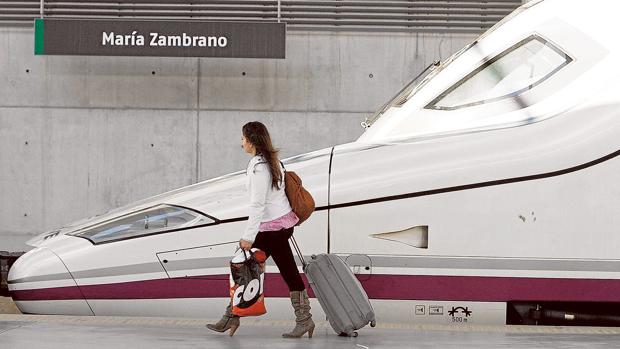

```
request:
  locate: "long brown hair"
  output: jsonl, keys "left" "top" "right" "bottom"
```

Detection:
{"left": 242, "top": 121, "right": 282, "bottom": 190}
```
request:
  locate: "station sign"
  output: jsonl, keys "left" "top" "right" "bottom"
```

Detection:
{"left": 34, "top": 18, "right": 286, "bottom": 58}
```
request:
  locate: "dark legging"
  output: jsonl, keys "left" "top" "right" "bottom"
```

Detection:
{"left": 251, "top": 227, "right": 305, "bottom": 292}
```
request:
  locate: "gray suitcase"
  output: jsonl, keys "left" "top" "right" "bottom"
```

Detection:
{"left": 291, "top": 238, "right": 376, "bottom": 337}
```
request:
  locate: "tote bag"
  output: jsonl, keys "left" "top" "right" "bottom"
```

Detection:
{"left": 230, "top": 248, "right": 267, "bottom": 317}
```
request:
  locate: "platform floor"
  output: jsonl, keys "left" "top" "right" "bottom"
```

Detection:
{"left": 2, "top": 314, "right": 620, "bottom": 349}
{"left": 0, "top": 297, "right": 20, "bottom": 314}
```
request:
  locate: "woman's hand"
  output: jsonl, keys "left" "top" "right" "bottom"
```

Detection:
{"left": 239, "top": 239, "right": 253, "bottom": 251}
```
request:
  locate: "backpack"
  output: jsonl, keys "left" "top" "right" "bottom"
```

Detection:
{"left": 281, "top": 162, "right": 315, "bottom": 225}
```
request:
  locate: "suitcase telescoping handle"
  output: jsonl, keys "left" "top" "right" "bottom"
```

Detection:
{"left": 290, "top": 236, "right": 308, "bottom": 270}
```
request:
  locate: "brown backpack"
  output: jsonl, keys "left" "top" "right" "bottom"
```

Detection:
{"left": 281, "top": 162, "right": 315, "bottom": 225}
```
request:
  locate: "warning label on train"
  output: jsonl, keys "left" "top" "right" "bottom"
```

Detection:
{"left": 449, "top": 306, "right": 473, "bottom": 323}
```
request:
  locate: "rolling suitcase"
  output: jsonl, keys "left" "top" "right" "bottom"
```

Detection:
{"left": 291, "top": 237, "right": 376, "bottom": 337}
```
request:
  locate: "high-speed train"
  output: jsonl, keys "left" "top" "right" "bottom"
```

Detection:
{"left": 9, "top": 0, "right": 620, "bottom": 326}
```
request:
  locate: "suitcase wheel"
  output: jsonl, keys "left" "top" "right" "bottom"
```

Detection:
{"left": 352, "top": 332, "right": 359, "bottom": 337}
{"left": 370, "top": 320, "right": 376, "bottom": 328}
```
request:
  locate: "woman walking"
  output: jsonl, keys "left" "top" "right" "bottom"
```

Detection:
{"left": 206, "top": 121, "right": 315, "bottom": 338}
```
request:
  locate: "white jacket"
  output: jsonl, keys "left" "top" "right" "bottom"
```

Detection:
{"left": 241, "top": 155, "right": 293, "bottom": 242}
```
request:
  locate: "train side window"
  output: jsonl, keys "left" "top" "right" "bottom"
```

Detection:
{"left": 427, "top": 35, "right": 572, "bottom": 111}
{"left": 69, "top": 204, "right": 215, "bottom": 244}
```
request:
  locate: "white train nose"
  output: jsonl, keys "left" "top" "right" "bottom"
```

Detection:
{"left": 8, "top": 247, "right": 93, "bottom": 315}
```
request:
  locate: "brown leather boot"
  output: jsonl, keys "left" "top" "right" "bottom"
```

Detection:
{"left": 206, "top": 303, "right": 240, "bottom": 337}
{"left": 282, "top": 289, "right": 315, "bottom": 338}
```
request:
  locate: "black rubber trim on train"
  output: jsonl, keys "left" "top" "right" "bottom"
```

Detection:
{"left": 327, "top": 147, "right": 620, "bottom": 210}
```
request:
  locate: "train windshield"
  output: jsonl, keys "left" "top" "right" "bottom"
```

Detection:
{"left": 69, "top": 204, "right": 214, "bottom": 244}
{"left": 360, "top": 34, "right": 571, "bottom": 142}
{"left": 359, "top": 0, "right": 551, "bottom": 141}
{"left": 427, "top": 35, "right": 572, "bottom": 110}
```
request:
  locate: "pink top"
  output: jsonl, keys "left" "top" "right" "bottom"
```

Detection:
{"left": 259, "top": 210, "right": 300, "bottom": 231}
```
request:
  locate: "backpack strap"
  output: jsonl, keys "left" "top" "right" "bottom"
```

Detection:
{"left": 279, "top": 161, "right": 287, "bottom": 189}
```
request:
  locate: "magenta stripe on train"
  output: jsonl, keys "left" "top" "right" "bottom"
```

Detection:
{"left": 11, "top": 274, "right": 620, "bottom": 302}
